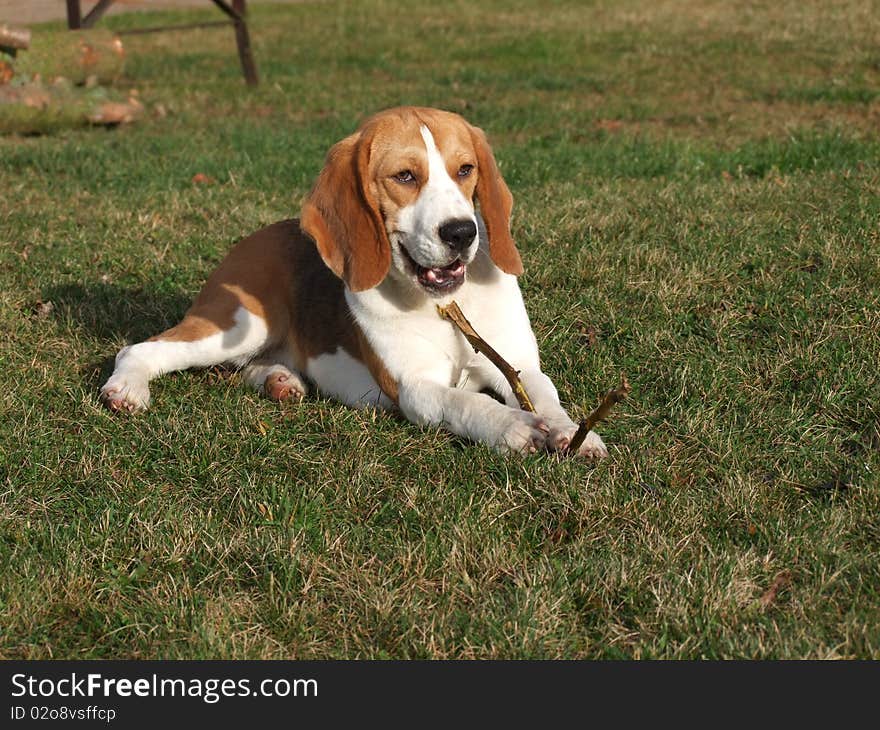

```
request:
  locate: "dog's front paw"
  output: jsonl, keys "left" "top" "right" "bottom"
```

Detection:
{"left": 546, "top": 420, "right": 609, "bottom": 459}
{"left": 496, "top": 410, "right": 550, "bottom": 454}
{"left": 571, "top": 428, "right": 608, "bottom": 459}
{"left": 100, "top": 373, "right": 150, "bottom": 413}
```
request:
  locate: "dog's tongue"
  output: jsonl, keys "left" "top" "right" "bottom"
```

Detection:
{"left": 421, "top": 259, "right": 465, "bottom": 287}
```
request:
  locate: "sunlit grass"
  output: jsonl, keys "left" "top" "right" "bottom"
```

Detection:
{"left": 0, "top": 0, "right": 878, "bottom": 659}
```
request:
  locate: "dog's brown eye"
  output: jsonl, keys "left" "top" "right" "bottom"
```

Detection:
{"left": 457, "top": 164, "right": 474, "bottom": 178}
{"left": 393, "top": 170, "right": 416, "bottom": 184}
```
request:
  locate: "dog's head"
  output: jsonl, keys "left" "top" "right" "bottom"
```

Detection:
{"left": 301, "top": 106, "right": 522, "bottom": 295}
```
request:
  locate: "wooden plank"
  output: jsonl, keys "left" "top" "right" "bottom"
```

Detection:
{"left": 231, "top": 0, "right": 258, "bottom": 86}
{"left": 0, "top": 23, "right": 31, "bottom": 50}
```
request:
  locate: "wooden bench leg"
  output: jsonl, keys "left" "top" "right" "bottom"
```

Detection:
{"left": 212, "top": 0, "right": 259, "bottom": 86}
{"left": 66, "top": 0, "right": 82, "bottom": 29}
{"left": 232, "top": 0, "right": 259, "bottom": 86}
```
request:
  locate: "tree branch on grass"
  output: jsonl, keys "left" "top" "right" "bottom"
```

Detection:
{"left": 567, "top": 374, "right": 630, "bottom": 453}
{"left": 438, "top": 300, "right": 628, "bottom": 455}
{"left": 437, "top": 301, "right": 536, "bottom": 412}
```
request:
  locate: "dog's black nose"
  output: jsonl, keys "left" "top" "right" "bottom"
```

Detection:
{"left": 438, "top": 218, "right": 477, "bottom": 251}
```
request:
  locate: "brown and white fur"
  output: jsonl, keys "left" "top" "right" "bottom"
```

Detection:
{"left": 100, "top": 107, "right": 607, "bottom": 457}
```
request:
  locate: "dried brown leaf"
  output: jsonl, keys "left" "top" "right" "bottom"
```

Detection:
{"left": 33, "top": 300, "right": 54, "bottom": 318}
{"left": 759, "top": 570, "right": 792, "bottom": 608}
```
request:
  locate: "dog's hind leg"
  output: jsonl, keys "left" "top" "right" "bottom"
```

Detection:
{"left": 241, "top": 346, "right": 308, "bottom": 402}
{"left": 100, "top": 304, "right": 272, "bottom": 413}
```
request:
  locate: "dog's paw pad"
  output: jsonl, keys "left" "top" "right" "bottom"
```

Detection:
{"left": 264, "top": 371, "right": 306, "bottom": 402}
{"left": 100, "top": 376, "right": 149, "bottom": 413}
{"left": 104, "top": 393, "right": 135, "bottom": 413}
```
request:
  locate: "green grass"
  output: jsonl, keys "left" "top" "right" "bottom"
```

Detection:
{"left": 1, "top": 0, "right": 879, "bottom": 659}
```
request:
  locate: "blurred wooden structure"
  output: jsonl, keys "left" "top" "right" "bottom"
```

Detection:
{"left": 64, "top": 0, "right": 258, "bottom": 85}
{"left": 0, "top": 23, "right": 31, "bottom": 54}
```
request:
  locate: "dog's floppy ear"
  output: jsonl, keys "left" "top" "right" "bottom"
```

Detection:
{"left": 301, "top": 129, "right": 391, "bottom": 292}
{"left": 467, "top": 124, "right": 522, "bottom": 276}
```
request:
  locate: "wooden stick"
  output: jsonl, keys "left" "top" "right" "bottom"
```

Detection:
{"left": 437, "top": 301, "right": 536, "bottom": 412}
{"left": 438, "top": 300, "right": 628, "bottom": 456}
{"left": 567, "top": 374, "right": 630, "bottom": 453}
{"left": 0, "top": 24, "right": 31, "bottom": 51}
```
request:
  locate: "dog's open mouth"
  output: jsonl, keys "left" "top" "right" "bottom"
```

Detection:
{"left": 401, "top": 247, "right": 466, "bottom": 292}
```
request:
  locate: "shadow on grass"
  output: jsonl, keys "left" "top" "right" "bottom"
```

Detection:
{"left": 43, "top": 281, "right": 193, "bottom": 388}
{"left": 44, "top": 282, "right": 192, "bottom": 344}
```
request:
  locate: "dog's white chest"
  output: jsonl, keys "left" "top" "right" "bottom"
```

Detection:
{"left": 346, "top": 269, "right": 536, "bottom": 392}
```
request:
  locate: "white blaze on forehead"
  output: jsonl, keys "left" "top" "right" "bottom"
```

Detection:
{"left": 416, "top": 124, "right": 475, "bottom": 228}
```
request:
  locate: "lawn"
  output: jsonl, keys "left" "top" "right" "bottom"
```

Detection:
{"left": 1, "top": 0, "right": 878, "bottom": 659}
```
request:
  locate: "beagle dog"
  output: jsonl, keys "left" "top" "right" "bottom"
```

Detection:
{"left": 100, "top": 106, "right": 608, "bottom": 457}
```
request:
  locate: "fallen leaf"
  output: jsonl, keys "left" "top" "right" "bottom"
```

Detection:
{"left": 595, "top": 119, "right": 624, "bottom": 133}
{"left": 759, "top": 570, "right": 792, "bottom": 608}
{"left": 580, "top": 324, "right": 599, "bottom": 349}
{"left": 0, "top": 60, "right": 13, "bottom": 85}
{"left": 33, "top": 300, "right": 54, "bottom": 318}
